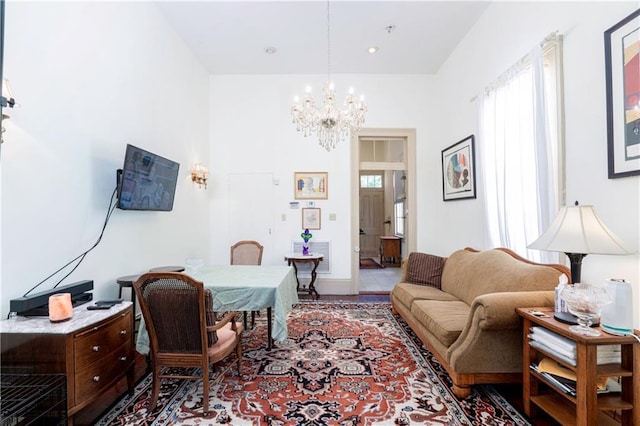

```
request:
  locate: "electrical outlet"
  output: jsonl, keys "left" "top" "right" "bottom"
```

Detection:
{"left": 281, "top": 213, "right": 287, "bottom": 221}
{"left": 329, "top": 213, "right": 336, "bottom": 221}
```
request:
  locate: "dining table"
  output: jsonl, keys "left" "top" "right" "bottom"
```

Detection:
{"left": 136, "top": 264, "right": 299, "bottom": 353}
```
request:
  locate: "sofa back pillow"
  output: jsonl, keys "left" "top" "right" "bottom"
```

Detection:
{"left": 441, "top": 248, "right": 569, "bottom": 306}
{"left": 404, "top": 252, "right": 447, "bottom": 289}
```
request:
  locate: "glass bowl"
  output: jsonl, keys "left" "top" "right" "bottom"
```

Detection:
{"left": 560, "top": 283, "right": 611, "bottom": 336}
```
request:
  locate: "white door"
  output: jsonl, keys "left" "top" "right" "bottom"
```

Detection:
{"left": 228, "top": 173, "right": 275, "bottom": 264}
{"left": 359, "top": 190, "right": 384, "bottom": 258}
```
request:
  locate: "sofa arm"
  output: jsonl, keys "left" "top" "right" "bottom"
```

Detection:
{"left": 446, "top": 290, "right": 555, "bottom": 373}
{"left": 470, "top": 291, "right": 555, "bottom": 330}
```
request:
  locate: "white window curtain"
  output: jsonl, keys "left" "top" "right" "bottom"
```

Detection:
{"left": 478, "top": 35, "right": 564, "bottom": 263}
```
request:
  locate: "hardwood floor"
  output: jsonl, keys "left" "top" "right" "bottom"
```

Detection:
{"left": 74, "top": 294, "right": 558, "bottom": 425}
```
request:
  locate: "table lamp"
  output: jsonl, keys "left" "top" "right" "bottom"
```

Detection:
{"left": 527, "top": 201, "right": 632, "bottom": 324}
{"left": 528, "top": 201, "right": 631, "bottom": 283}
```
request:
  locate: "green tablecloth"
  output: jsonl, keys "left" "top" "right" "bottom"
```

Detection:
{"left": 136, "top": 265, "right": 298, "bottom": 354}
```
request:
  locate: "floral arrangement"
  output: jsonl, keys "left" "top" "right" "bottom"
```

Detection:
{"left": 301, "top": 228, "right": 313, "bottom": 255}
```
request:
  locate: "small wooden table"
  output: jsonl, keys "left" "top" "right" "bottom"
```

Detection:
{"left": 517, "top": 307, "right": 639, "bottom": 426}
{"left": 284, "top": 253, "right": 323, "bottom": 300}
{"left": 379, "top": 236, "right": 401, "bottom": 267}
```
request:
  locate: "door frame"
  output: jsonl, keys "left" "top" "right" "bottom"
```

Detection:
{"left": 350, "top": 128, "right": 417, "bottom": 294}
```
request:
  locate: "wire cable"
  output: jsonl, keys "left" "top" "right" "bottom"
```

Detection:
{"left": 22, "top": 186, "right": 118, "bottom": 296}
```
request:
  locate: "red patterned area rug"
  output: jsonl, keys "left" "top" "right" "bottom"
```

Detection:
{"left": 97, "top": 302, "right": 530, "bottom": 425}
{"left": 359, "top": 258, "right": 384, "bottom": 269}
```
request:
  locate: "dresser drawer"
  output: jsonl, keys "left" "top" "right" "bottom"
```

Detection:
{"left": 74, "top": 341, "right": 133, "bottom": 406}
{"left": 74, "top": 309, "right": 132, "bottom": 369}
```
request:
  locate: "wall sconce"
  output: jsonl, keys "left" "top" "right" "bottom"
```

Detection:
{"left": 1, "top": 79, "right": 17, "bottom": 144}
{"left": 1, "top": 79, "right": 16, "bottom": 108}
{"left": 191, "top": 163, "right": 209, "bottom": 189}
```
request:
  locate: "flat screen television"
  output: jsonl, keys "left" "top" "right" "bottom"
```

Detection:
{"left": 117, "top": 144, "right": 180, "bottom": 211}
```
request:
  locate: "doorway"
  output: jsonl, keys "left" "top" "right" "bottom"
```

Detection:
{"left": 350, "top": 129, "right": 417, "bottom": 294}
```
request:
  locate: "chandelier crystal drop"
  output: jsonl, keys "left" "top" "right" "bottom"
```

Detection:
{"left": 291, "top": 1, "right": 367, "bottom": 151}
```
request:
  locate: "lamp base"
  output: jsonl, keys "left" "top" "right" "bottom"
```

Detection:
{"left": 553, "top": 311, "right": 599, "bottom": 327}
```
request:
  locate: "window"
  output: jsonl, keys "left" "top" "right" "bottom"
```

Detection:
{"left": 478, "top": 34, "right": 564, "bottom": 263}
{"left": 360, "top": 174, "right": 383, "bottom": 188}
{"left": 394, "top": 201, "right": 405, "bottom": 237}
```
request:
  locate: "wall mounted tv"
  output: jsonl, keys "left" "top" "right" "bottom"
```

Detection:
{"left": 117, "top": 144, "right": 180, "bottom": 211}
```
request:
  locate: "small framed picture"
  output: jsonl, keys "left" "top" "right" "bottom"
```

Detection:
{"left": 302, "top": 207, "right": 321, "bottom": 230}
{"left": 294, "top": 172, "right": 328, "bottom": 200}
{"left": 441, "top": 135, "right": 476, "bottom": 201}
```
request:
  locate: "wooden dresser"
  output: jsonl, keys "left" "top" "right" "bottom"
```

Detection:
{"left": 1, "top": 302, "right": 135, "bottom": 425}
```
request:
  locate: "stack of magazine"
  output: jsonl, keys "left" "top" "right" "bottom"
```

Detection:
{"left": 531, "top": 358, "right": 621, "bottom": 396}
{"left": 528, "top": 326, "right": 577, "bottom": 366}
{"left": 528, "top": 327, "right": 623, "bottom": 396}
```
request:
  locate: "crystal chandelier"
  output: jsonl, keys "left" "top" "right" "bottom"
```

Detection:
{"left": 291, "top": 1, "right": 367, "bottom": 151}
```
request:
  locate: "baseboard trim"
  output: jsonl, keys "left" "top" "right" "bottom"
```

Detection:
{"left": 314, "top": 278, "right": 356, "bottom": 295}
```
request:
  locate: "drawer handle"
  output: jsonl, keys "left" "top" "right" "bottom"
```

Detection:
{"left": 120, "top": 329, "right": 127, "bottom": 335}
{"left": 93, "top": 375, "right": 100, "bottom": 382}
{"left": 119, "top": 356, "right": 128, "bottom": 362}
{"left": 92, "top": 345, "right": 100, "bottom": 352}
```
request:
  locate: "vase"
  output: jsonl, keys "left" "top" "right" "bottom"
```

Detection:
{"left": 302, "top": 244, "right": 310, "bottom": 255}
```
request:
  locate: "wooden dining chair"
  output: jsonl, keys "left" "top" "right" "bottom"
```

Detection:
{"left": 230, "top": 240, "right": 264, "bottom": 328}
{"left": 230, "top": 240, "right": 264, "bottom": 265}
{"left": 133, "top": 272, "right": 243, "bottom": 413}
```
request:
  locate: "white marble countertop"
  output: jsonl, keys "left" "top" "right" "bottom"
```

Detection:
{"left": 0, "top": 301, "right": 132, "bottom": 334}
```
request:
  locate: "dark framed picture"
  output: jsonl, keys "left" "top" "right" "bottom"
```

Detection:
{"left": 605, "top": 8, "right": 640, "bottom": 179}
{"left": 441, "top": 135, "right": 476, "bottom": 201}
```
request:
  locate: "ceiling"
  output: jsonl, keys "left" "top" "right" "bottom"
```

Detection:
{"left": 155, "top": 1, "right": 491, "bottom": 75}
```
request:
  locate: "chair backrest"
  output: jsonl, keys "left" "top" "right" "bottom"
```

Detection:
{"left": 134, "top": 272, "right": 208, "bottom": 356}
{"left": 230, "top": 240, "right": 263, "bottom": 265}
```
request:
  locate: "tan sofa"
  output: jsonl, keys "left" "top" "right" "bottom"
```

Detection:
{"left": 390, "top": 247, "right": 570, "bottom": 398}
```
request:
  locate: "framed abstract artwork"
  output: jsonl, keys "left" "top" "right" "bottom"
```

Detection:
{"left": 294, "top": 172, "right": 328, "bottom": 200}
{"left": 302, "top": 207, "right": 321, "bottom": 230}
{"left": 605, "top": 8, "right": 640, "bottom": 178}
{"left": 441, "top": 135, "right": 476, "bottom": 201}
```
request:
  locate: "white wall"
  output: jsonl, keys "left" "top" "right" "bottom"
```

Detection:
{"left": 436, "top": 1, "right": 640, "bottom": 327}
{"left": 208, "top": 74, "right": 436, "bottom": 278}
{"left": 0, "top": 2, "right": 210, "bottom": 318}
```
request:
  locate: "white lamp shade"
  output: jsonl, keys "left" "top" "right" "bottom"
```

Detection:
{"left": 528, "top": 205, "right": 631, "bottom": 255}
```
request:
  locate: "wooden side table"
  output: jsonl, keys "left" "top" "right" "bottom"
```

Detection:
{"left": 379, "top": 236, "right": 401, "bottom": 267}
{"left": 284, "top": 253, "right": 323, "bottom": 299}
{"left": 517, "top": 307, "right": 639, "bottom": 426}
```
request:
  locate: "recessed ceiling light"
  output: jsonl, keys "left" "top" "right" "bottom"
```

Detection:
{"left": 264, "top": 46, "right": 278, "bottom": 55}
{"left": 367, "top": 46, "right": 379, "bottom": 54}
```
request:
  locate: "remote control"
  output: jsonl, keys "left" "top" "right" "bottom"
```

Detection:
{"left": 87, "top": 305, "right": 112, "bottom": 310}
{"left": 96, "top": 299, "right": 123, "bottom": 305}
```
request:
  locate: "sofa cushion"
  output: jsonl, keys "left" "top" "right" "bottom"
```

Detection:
{"left": 391, "top": 282, "right": 460, "bottom": 309}
{"left": 411, "top": 299, "right": 469, "bottom": 348}
{"left": 405, "top": 252, "right": 447, "bottom": 288}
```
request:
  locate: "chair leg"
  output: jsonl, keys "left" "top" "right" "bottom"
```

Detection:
{"left": 203, "top": 362, "right": 210, "bottom": 413}
{"left": 236, "top": 343, "right": 242, "bottom": 374}
{"left": 150, "top": 365, "right": 161, "bottom": 411}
